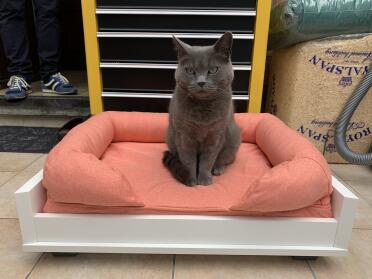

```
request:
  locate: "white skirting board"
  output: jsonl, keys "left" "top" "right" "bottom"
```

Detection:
{"left": 15, "top": 170, "right": 358, "bottom": 256}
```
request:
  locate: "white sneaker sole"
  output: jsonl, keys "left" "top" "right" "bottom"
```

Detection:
{"left": 42, "top": 88, "right": 77, "bottom": 95}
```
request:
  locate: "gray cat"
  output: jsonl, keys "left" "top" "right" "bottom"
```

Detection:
{"left": 163, "top": 32, "right": 241, "bottom": 186}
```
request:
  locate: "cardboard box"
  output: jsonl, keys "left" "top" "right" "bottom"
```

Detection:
{"left": 267, "top": 34, "right": 372, "bottom": 163}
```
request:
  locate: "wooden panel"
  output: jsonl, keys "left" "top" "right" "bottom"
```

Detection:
{"left": 332, "top": 176, "right": 358, "bottom": 249}
{"left": 23, "top": 242, "right": 347, "bottom": 256}
{"left": 34, "top": 214, "right": 337, "bottom": 247}
{"left": 15, "top": 171, "right": 45, "bottom": 245}
{"left": 15, "top": 172, "right": 355, "bottom": 256}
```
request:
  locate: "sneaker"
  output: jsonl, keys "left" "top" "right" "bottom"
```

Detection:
{"left": 41, "top": 72, "right": 78, "bottom": 95}
{"left": 4, "top": 76, "right": 32, "bottom": 101}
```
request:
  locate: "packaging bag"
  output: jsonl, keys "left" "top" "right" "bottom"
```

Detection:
{"left": 267, "top": 34, "right": 372, "bottom": 163}
{"left": 269, "top": 0, "right": 372, "bottom": 49}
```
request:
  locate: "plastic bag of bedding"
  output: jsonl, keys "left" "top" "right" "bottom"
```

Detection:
{"left": 269, "top": 0, "right": 372, "bottom": 50}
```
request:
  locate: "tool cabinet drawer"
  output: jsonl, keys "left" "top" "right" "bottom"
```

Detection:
{"left": 99, "top": 34, "right": 253, "bottom": 64}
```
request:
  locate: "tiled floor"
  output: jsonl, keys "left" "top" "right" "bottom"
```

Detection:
{"left": 0, "top": 152, "right": 371, "bottom": 279}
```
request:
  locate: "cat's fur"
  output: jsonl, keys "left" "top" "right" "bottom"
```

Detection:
{"left": 163, "top": 32, "right": 241, "bottom": 186}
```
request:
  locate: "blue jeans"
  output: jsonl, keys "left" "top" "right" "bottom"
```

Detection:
{"left": 0, "top": 0, "right": 61, "bottom": 82}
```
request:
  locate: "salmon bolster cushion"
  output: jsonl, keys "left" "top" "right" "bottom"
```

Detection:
{"left": 42, "top": 112, "right": 333, "bottom": 217}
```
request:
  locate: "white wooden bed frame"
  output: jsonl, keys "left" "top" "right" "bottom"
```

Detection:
{"left": 15, "top": 170, "right": 358, "bottom": 257}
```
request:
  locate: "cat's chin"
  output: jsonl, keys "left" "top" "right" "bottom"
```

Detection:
{"left": 189, "top": 90, "right": 218, "bottom": 100}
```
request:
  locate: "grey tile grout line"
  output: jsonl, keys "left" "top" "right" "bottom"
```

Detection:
{"left": 24, "top": 252, "right": 44, "bottom": 279}
{"left": 344, "top": 183, "right": 362, "bottom": 197}
{"left": 340, "top": 179, "right": 372, "bottom": 182}
{"left": 1, "top": 153, "right": 43, "bottom": 173}
{"left": 0, "top": 153, "right": 44, "bottom": 188}
{"left": 348, "top": 184, "right": 372, "bottom": 207}
{"left": 331, "top": 177, "right": 372, "bottom": 184}
{"left": 345, "top": 181, "right": 372, "bottom": 190}
{"left": 334, "top": 179, "right": 372, "bottom": 207}
{"left": 330, "top": 169, "right": 372, "bottom": 182}
{"left": 353, "top": 227, "right": 372, "bottom": 231}
{"left": 171, "top": 255, "right": 176, "bottom": 279}
{"left": 0, "top": 171, "right": 22, "bottom": 188}
{"left": 306, "top": 260, "right": 318, "bottom": 279}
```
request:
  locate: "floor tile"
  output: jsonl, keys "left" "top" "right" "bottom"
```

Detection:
{"left": 0, "top": 152, "right": 42, "bottom": 172}
{"left": 0, "top": 171, "right": 16, "bottom": 186}
{"left": 330, "top": 164, "right": 372, "bottom": 181}
{"left": 174, "top": 255, "right": 314, "bottom": 279}
{"left": 0, "top": 155, "right": 46, "bottom": 218}
{"left": 28, "top": 253, "right": 173, "bottom": 279}
{"left": 348, "top": 180, "right": 372, "bottom": 206}
{"left": 0, "top": 219, "right": 41, "bottom": 279}
{"left": 310, "top": 230, "right": 372, "bottom": 279}
{"left": 353, "top": 198, "right": 372, "bottom": 229}
{"left": 339, "top": 180, "right": 372, "bottom": 229}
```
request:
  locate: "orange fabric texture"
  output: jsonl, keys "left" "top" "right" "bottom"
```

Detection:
{"left": 43, "top": 112, "right": 332, "bottom": 217}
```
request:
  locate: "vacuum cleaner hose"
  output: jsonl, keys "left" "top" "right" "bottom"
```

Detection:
{"left": 335, "top": 66, "right": 372, "bottom": 165}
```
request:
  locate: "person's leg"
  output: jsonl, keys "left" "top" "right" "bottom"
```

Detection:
{"left": 34, "top": 0, "right": 77, "bottom": 95}
{"left": 0, "top": 0, "right": 32, "bottom": 101}
{"left": 0, "top": 0, "right": 32, "bottom": 82}
{"left": 33, "top": 0, "right": 61, "bottom": 82}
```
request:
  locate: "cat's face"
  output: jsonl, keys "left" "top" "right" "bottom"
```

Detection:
{"left": 173, "top": 32, "right": 234, "bottom": 100}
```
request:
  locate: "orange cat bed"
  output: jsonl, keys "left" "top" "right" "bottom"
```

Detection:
{"left": 42, "top": 112, "right": 332, "bottom": 217}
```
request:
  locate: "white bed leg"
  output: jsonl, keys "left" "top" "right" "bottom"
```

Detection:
{"left": 15, "top": 170, "right": 46, "bottom": 246}
{"left": 331, "top": 176, "right": 358, "bottom": 250}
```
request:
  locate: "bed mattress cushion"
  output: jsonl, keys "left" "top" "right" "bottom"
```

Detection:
{"left": 42, "top": 112, "right": 332, "bottom": 217}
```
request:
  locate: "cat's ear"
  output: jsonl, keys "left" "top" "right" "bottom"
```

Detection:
{"left": 214, "top": 32, "right": 233, "bottom": 61}
{"left": 172, "top": 36, "right": 190, "bottom": 59}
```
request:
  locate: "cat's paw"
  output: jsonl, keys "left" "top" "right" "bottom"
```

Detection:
{"left": 184, "top": 177, "right": 197, "bottom": 187}
{"left": 212, "top": 166, "right": 225, "bottom": 176}
{"left": 197, "top": 174, "right": 213, "bottom": 186}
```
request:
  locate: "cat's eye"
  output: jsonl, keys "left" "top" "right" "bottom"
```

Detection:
{"left": 185, "top": 67, "right": 195, "bottom": 75}
{"left": 208, "top": 67, "right": 219, "bottom": 74}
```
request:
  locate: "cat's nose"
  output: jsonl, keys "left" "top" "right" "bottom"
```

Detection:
{"left": 197, "top": 82, "right": 206, "bottom": 87}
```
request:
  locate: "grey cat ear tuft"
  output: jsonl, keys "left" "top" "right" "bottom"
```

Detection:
{"left": 214, "top": 32, "right": 233, "bottom": 60}
{"left": 172, "top": 36, "right": 189, "bottom": 59}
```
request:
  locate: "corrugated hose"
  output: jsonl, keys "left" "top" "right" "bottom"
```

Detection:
{"left": 335, "top": 65, "right": 372, "bottom": 165}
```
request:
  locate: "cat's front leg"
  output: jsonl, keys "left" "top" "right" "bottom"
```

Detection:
{"left": 178, "top": 152, "right": 198, "bottom": 186}
{"left": 198, "top": 147, "right": 221, "bottom": 186}
{"left": 176, "top": 136, "right": 198, "bottom": 186}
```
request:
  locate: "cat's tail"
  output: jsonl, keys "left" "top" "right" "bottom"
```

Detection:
{"left": 162, "top": 151, "right": 192, "bottom": 186}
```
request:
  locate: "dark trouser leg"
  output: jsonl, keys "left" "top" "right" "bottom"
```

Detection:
{"left": 33, "top": 0, "right": 61, "bottom": 81}
{"left": 0, "top": 0, "right": 32, "bottom": 82}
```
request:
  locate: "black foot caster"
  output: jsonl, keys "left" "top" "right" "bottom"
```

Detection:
{"left": 292, "top": 256, "right": 318, "bottom": 261}
{"left": 52, "top": 252, "right": 79, "bottom": 257}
